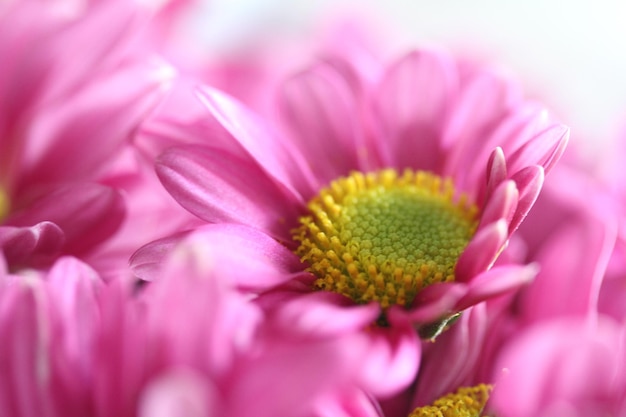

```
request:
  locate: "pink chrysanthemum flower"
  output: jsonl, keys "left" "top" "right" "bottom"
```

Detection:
{"left": 0, "top": 0, "right": 172, "bottom": 272}
{"left": 146, "top": 48, "right": 567, "bottom": 393}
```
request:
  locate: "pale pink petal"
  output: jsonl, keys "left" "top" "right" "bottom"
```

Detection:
{"left": 455, "top": 264, "right": 538, "bottom": 311}
{"left": 373, "top": 49, "right": 457, "bottom": 171}
{"left": 279, "top": 62, "right": 364, "bottom": 185}
{"left": 456, "top": 219, "right": 508, "bottom": 282}
{"left": 156, "top": 145, "right": 305, "bottom": 243}
{"left": 506, "top": 124, "right": 570, "bottom": 177}
{"left": 485, "top": 147, "right": 508, "bottom": 199}
{"left": 7, "top": 183, "right": 125, "bottom": 256}
{"left": 196, "top": 86, "right": 318, "bottom": 198}
{"left": 138, "top": 370, "right": 216, "bottom": 417}
{"left": 443, "top": 70, "right": 521, "bottom": 187}
{"left": 0, "top": 222, "right": 64, "bottom": 267}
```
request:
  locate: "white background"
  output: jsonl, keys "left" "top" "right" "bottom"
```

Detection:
{"left": 195, "top": 0, "right": 626, "bottom": 157}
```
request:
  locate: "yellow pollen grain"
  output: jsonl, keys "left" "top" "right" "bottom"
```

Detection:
{"left": 408, "top": 384, "right": 493, "bottom": 417}
{"left": 293, "top": 169, "right": 478, "bottom": 309}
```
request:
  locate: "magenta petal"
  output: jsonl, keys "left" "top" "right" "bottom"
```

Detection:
{"left": 270, "top": 291, "right": 380, "bottom": 337}
{"left": 7, "top": 183, "right": 125, "bottom": 256}
{"left": 506, "top": 124, "right": 569, "bottom": 176}
{"left": 0, "top": 222, "right": 64, "bottom": 267}
{"left": 156, "top": 145, "right": 304, "bottom": 242}
{"left": 485, "top": 147, "right": 507, "bottom": 199}
{"left": 398, "top": 282, "right": 467, "bottom": 324}
{"left": 358, "top": 325, "right": 421, "bottom": 397}
{"left": 0, "top": 279, "right": 50, "bottom": 416}
{"left": 479, "top": 180, "right": 518, "bottom": 228}
{"left": 129, "top": 232, "right": 189, "bottom": 281}
{"left": 373, "top": 49, "right": 457, "bottom": 170}
{"left": 196, "top": 86, "right": 318, "bottom": 197}
{"left": 456, "top": 220, "right": 508, "bottom": 282}
{"left": 455, "top": 264, "right": 537, "bottom": 311}
{"left": 509, "top": 165, "right": 545, "bottom": 234}
{"left": 279, "top": 62, "right": 363, "bottom": 185}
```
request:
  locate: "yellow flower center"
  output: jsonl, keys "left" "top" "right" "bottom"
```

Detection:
{"left": 0, "top": 188, "right": 9, "bottom": 222}
{"left": 293, "top": 169, "right": 478, "bottom": 309}
{"left": 408, "top": 384, "right": 493, "bottom": 417}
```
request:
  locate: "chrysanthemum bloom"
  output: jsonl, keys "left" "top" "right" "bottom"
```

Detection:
{"left": 0, "top": 231, "right": 380, "bottom": 417}
{"left": 149, "top": 48, "right": 567, "bottom": 392}
{"left": 0, "top": 0, "right": 172, "bottom": 273}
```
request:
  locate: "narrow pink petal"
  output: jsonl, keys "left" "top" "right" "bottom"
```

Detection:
{"left": 506, "top": 124, "right": 569, "bottom": 177}
{"left": 19, "top": 59, "right": 173, "bottom": 189}
{"left": 0, "top": 222, "right": 64, "bottom": 267}
{"left": 268, "top": 291, "right": 380, "bottom": 337}
{"left": 509, "top": 165, "right": 544, "bottom": 234}
{"left": 156, "top": 145, "right": 305, "bottom": 243}
{"left": 485, "top": 147, "right": 507, "bottom": 199}
{"left": 443, "top": 70, "right": 521, "bottom": 185}
{"left": 373, "top": 49, "right": 457, "bottom": 171}
{"left": 396, "top": 282, "right": 466, "bottom": 324}
{"left": 456, "top": 219, "right": 508, "bottom": 282}
{"left": 479, "top": 180, "right": 518, "bottom": 228}
{"left": 7, "top": 183, "right": 125, "bottom": 256}
{"left": 455, "top": 264, "right": 538, "bottom": 311}
{"left": 279, "top": 62, "right": 363, "bottom": 185}
{"left": 196, "top": 86, "right": 318, "bottom": 198}
{"left": 182, "top": 224, "right": 304, "bottom": 290}
{"left": 0, "top": 280, "right": 52, "bottom": 417}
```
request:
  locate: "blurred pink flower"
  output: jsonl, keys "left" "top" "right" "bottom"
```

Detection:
{"left": 0, "top": 229, "right": 379, "bottom": 417}
{"left": 490, "top": 316, "right": 626, "bottom": 417}
{"left": 0, "top": 0, "right": 173, "bottom": 272}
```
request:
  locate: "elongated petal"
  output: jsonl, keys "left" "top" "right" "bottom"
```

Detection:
{"left": 479, "top": 180, "right": 518, "bottom": 228}
{"left": 373, "top": 49, "right": 457, "bottom": 171}
{"left": 156, "top": 145, "right": 304, "bottom": 243}
{"left": 508, "top": 165, "right": 544, "bottom": 234}
{"left": 279, "top": 62, "right": 363, "bottom": 184}
{"left": 7, "top": 183, "right": 126, "bottom": 256}
{"left": 456, "top": 220, "right": 508, "bottom": 282}
{"left": 196, "top": 86, "right": 318, "bottom": 198}
{"left": 506, "top": 124, "right": 569, "bottom": 177}
{"left": 455, "top": 264, "right": 538, "bottom": 311}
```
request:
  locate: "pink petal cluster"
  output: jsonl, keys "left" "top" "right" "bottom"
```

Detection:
{"left": 1, "top": 1, "right": 626, "bottom": 417}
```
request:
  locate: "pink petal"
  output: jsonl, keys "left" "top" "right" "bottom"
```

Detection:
{"left": 0, "top": 222, "right": 64, "bottom": 268}
{"left": 156, "top": 145, "right": 305, "bottom": 243}
{"left": 196, "top": 86, "right": 318, "bottom": 198}
{"left": 7, "top": 183, "right": 125, "bottom": 256}
{"left": 373, "top": 49, "right": 457, "bottom": 171}
{"left": 479, "top": 180, "right": 518, "bottom": 228}
{"left": 396, "top": 282, "right": 466, "bottom": 324}
{"left": 129, "top": 232, "right": 190, "bottom": 281}
{"left": 506, "top": 124, "right": 570, "bottom": 177}
{"left": 455, "top": 264, "right": 538, "bottom": 311}
{"left": 485, "top": 147, "right": 507, "bottom": 199}
{"left": 279, "top": 62, "right": 364, "bottom": 185}
{"left": 0, "top": 279, "right": 51, "bottom": 417}
{"left": 268, "top": 291, "right": 380, "bottom": 337}
{"left": 357, "top": 325, "right": 421, "bottom": 397}
{"left": 443, "top": 70, "right": 521, "bottom": 186}
{"left": 456, "top": 219, "right": 508, "bottom": 282}
{"left": 138, "top": 370, "right": 215, "bottom": 417}
{"left": 508, "top": 165, "right": 544, "bottom": 234}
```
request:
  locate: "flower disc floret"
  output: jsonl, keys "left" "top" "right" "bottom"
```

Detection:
{"left": 293, "top": 169, "right": 478, "bottom": 308}
{"left": 409, "top": 384, "right": 493, "bottom": 417}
